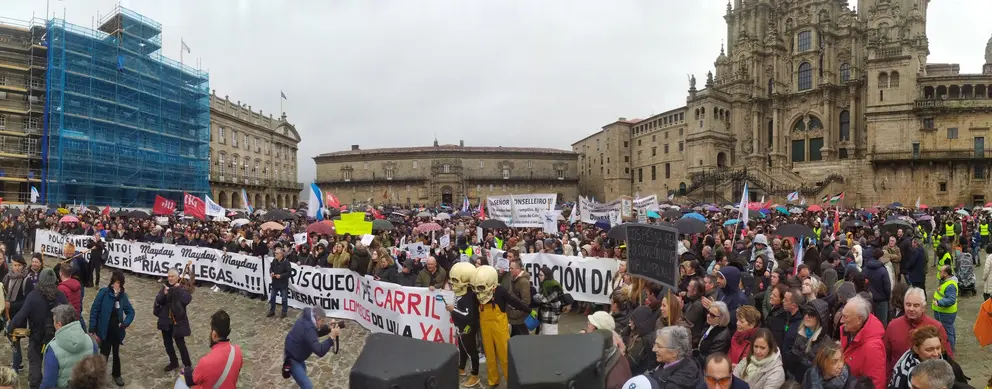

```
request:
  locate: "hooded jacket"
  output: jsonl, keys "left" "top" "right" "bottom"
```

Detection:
{"left": 625, "top": 305, "right": 658, "bottom": 375}
{"left": 840, "top": 314, "right": 887, "bottom": 389}
{"left": 862, "top": 257, "right": 891, "bottom": 303}
{"left": 42, "top": 321, "right": 97, "bottom": 389}
{"left": 719, "top": 266, "right": 747, "bottom": 331}
{"left": 57, "top": 278, "right": 82, "bottom": 316}
{"left": 788, "top": 299, "right": 833, "bottom": 380}
{"left": 504, "top": 271, "right": 531, "bottom": 325}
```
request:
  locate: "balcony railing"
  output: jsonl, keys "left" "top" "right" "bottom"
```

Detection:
{"left": 464, "top": 173, "right": 574, "bottom": 181}
{"left": 915, "top": 98, "right": 992, "bottom": 111}
{"left": 871, "top": 148, "right": 992, "bottom": 162}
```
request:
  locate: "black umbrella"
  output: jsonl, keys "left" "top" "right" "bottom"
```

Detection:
{"left": 841, "top": 219, "right": 867, "bottom": 229}
{"left": 674, "top": 218, "right": 707, "bottom": 234}
{"left": 3, "top": 208, "right": 22, "bottom": 217}
{"left": 387, "top": 215, "right": 405, "bottom": 224}
{"left": 479, "top": 219, "right": 508, "bottom": 229}
{"left": 86, "top": 205, "right": 99, "bottom": 211}
{"left": 662, "top": 209, "right": 682, "bottom": 219}
{"left": 881, "top": 219, "right": 913, "bottom": 235}
{"left": 775, "top": 223, "right": 815, "bottom": 239}
{"left": 263, "top": 209, "right": 296, "bottom": 221}
{"left": 606, "top": 224, "right": 630, "bottom": 241}
{"left": 372, "top": 219, "right": 395, "bottom": 231}
{"left": 125, "top": 210, "right": 149, "bottom": 219}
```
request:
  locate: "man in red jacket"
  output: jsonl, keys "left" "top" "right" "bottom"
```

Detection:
{"left": 57, "top": 266, "right": 82, "bottom": 321}
{"left": 179, "top": 310, "right": 242, "bottom": 389}
{"left": 839, "top": 295, "right": 887, "bottom": 389}
{"left": 883, "top": 287, "right": 953, "bottom": 376}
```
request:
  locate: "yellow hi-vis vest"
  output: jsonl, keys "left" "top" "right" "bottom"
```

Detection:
{"left": 494, "top": 237, "right": 503, "bottom": 250}
{"left": 813, "top": 227, "right": 822, "bottom": 239}
{"left": 460, "top": 247, "right": 474, "bottom": 257}
{"left": 945, "top": 223, "right": 955, "bottom": 237}
{"left": 980, "top": 223, "right": 989, "bottom": 236}
{"left": 937, "top": 252, "right": 952, "bottom": 278}
{"left": 931, "top": 278, "right": 958, "bottom": 314}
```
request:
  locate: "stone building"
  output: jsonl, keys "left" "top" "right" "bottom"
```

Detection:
{"left": 313, "top": 141, "right": 579, "bottom": 206}
{"left": 573, "top": 0, "right": 992, "bottom": 207}
{"left": 208, "top": 91, "right": 302, "bottom": 209}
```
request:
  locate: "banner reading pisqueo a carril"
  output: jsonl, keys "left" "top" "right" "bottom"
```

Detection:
{"left": 35, "top": 230, "right": 268, "bottom": 295}
{"left": 283, "top": 263, "right": 457, "bottom": 343}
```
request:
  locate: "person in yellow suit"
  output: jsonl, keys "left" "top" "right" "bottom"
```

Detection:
{"left": 470, "top": 265, "right": 531, "bottom": 388}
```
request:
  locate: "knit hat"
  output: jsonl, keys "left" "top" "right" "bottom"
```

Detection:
{"left": 621, "top": 375, "right": 661, "bottom": 389}
{"left": 587, "top": 311, "right": 615, "bottom": 332}
{"left": 38, "top": 268, "right": 57, "bottom": 289}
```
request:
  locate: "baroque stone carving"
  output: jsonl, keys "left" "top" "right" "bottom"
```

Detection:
{"left": 742, "top": 134, "right": 754, "bottom": 154}
{"left": 986, "top": 35, "right": 992, "bottom": 64}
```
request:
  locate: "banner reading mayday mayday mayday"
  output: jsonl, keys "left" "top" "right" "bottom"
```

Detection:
{"left": 283, "top": 263, "right": 457, "bottom": 343}
{"left": 485, "top": 194, "right": 557, "bottom": 228}
{"left": 35, "top": 230, "right": 268, "bottom": 295}
{"left": 488, "top": 249, "right": 618, "bottom": 304}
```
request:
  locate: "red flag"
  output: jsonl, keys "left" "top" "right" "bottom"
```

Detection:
{"left": 833, "top": 208, "right": 841, "bottom": 236}
{"left": 478, "top": 199, "right": 486, "bottom": 220}
{"left": 325, "top": 193, "right": 340, "bottom": 209}
{"left": 369, "top": 207, "right": 385, "bottom": 220}
{"left": 183, "top": 192, "right": 206, "bottom": 220}
{"left": 102, "top": 205, "right": 111, "bottom": 215}
{"left": 152, "top": 195, "right": 176, "bottom": 215}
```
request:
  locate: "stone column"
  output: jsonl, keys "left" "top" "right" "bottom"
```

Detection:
{"left": 821, "top": 91, "right": 835, "bottom": 159}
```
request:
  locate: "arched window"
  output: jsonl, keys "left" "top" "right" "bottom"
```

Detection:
{"left": 798, "top": 31, "right": 812, "bottom": 52}
{"left": 791, "top": 116, "right": 824, "bottom": 163}
{"left": 839, "top": 110, "right": 851, "bottom": 141}
{"left": 701, "top": 107, "right": 705, "bottom": 116}
{"left": 218, "top": 153, "right": 225, "bottom": 176}
{"left": 678, "top": 182, "right": 687, "bottom": 195}
{"left": 840, "top": 63, "right": 851, "bottom": 82}
{"left": 889, "top": 71, "right": 900, "bottom": 87}
{"left": 243, "top": 157, "right": 250, "bottom": 179}
{"left": 695, "top": 108, "right": 700, "bottom": 120}
{"left": 878, "top": 72, "right": 889, "bottom": 88}
{"left": 798, "top": 62, "right": 813, "bottom": 91}
{"left": 767, "top": 120, "right": 774, "bottom": 148}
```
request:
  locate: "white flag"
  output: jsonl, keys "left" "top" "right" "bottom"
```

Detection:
{"left": 30, "top": 186, "right": 39, "bottom": 203}
{"left": 205, "top": 195, "right": 225, "bottom": 217}
{"left": 739, "top": 182, "right": 749, "bottom": 227}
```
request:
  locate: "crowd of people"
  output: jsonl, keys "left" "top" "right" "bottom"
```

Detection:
{"left": 0, "top": 200, "right": 988, "bottom": 389}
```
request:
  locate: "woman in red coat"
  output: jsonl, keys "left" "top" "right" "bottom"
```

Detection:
{"left": 729, "top": 305, "right": 761, "bottom": 367}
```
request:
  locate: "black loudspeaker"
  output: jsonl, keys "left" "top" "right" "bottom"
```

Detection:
{"left": 350, "top": 333, "right": 459, "bottom": 389}
{"left": 508, "top": 332, "right": 608, "bottom": 389}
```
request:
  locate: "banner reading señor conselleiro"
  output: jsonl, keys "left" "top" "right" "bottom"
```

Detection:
{"left": 485, "top": 194, "right": 557, "bottom": 228}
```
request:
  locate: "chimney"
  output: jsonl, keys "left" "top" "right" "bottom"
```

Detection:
{"left": 459, "top": 140, "right": 464, "bottom": 147}
{"left": 351, "top": 145, "right": 360, "bottom": 151}
{"left": 618, "top": 117, "right": 627, "bottom": 121}
{"left": 211, "top": 89, "right": 215, "bottom": 95}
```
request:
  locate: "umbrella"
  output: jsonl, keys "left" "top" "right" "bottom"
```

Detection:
{"left": 253, "top": 209, "right": 267, "bottom": 216}
{"left": 723, "top": 205, "right": 735, "bottom": 210}
{"left": 705, "top": 205, "right": 721, "bottom": 212}
{"left": 881, "top": 219, "right": 912, "bottom": 235}
{"left": 916, "top": 215, "right": 933, "bottom": 221}
{"left": 662, "top": 209, "right": 682, "bottom": 219}
{"left": 372, "top": 219, "right": 395, "bottom": 231}
{"left": 606, "top": 224, "right": 630, "bottom": 240}
{"left": 723, "top": 219, "right": 741, "bottom": 226}
{"left": 3, "top": 208, "right": 22, "bottom": 217}
{"left": 789, "top": 207, "right": 803, "bottom": 214}
{"left": 775, "top": 223, "right": 815, "bottom": 239}
{"left": 434, "top": 213, "right": 451, "bottom": 221}
{"left": 594, "top": 220, "right": 611, "bottom": 230}
{"left": 646, "top": 210, "right": 661, "bottom": 219}
{"left": 748, "top": 210, "right": 764, "bottom": 219}
{"left": 955, "top": 209, "right": 970, "bottom": 216}
{"left": 806, "top": 205, "right": 823, "bottom": 212}
{"left": 681, "top": 212, "right": 706, "bottom": 222}
{"left": 841, "top": 219, "right": 867, "bottom": 229}
{"left": 263, "top": 209, "right": 296, "bottom": 221}
{"left": 864, "top": 207, "right": 879, "bottom": 214}
{"left": 775, "top": 206, "right": 790, "bottom": 215}
{"left": 86, "top": 205, "right": 99, "bottom": 211}
{"left": 213, "top": 215, "right": 231, "bottom": 222}
{"left": 387, "top": 215, "right": 405, "bottom": 224}
{"left": 479, "top": 219, "right": 508, "bottom": 229}
{"left": 674, "top": 218, "right": 707, "bottom": 234}
{"left": 889, "top": 202, "right": 904, "bottom": 207}
{"left": 231, "top": 218, "right": 250, "bottom": 227}
{"left": 416, "top": 222, "right": 442, "bottom": 233}
{"left": 260, "top": 221, "right": 284, "bottom": 231}
{"left": 125, "top": 210, "right": 149, "bottom": 219}
{"left": 306, "top": 220, "right": 335, "bottom": 236}
{"left": 416, "top": 211, "right": 432, "bottom": 218}
{"left": 59, "top": 215, "right": 79, "bottom": 223}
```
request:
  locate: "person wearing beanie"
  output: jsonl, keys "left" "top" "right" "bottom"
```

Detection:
{"left": 396, "top": 259, "right": 418, "bottom": 287}
{"left": 7, "top": 268, "right": 69, "bottom": 389}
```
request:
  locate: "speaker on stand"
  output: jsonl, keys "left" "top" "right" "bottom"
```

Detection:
{"left": 507, "top": 332, "right": 608, "bottom": 389}
{"left": 349, "top": 333, "right": 459, "bottom": 389}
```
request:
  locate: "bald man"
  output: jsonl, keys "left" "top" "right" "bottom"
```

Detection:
{"left": 415, "top": 257, "right": 448, "bottom": 290}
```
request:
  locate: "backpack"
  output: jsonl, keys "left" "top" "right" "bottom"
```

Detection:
{"left": 41, "top": 297, "right": 59, "bottom": 343}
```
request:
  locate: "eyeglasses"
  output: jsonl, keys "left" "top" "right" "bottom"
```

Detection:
{"left": 707, "top": 312, "right": 719, "bottom": 318}
{"left": 705, "top": 375, "right": 732, "bottom": 388}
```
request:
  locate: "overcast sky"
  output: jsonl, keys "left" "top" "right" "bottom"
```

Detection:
{"left": 5, "top": 0, "right": 991, "bottom": 183}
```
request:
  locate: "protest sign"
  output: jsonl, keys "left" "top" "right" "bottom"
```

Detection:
{"left": 335, "top": 212, "right": 372, "bottom": 235}
{"left": 487, "top": 249, "right": 618, "bottom": 304}
{"left": 485, "top": 194, "right": 557, "bottom": 228}
{"left": 406, "top": 242, "right": 429, "bottom": 260}
{"left": 284, "top": 263, "right": 457, "bottom": 343}
{"left": 625, "top": 223, "right": 679, "bottom": 290}
{"left": 438, "top": 234, "right": 450, "bottom": 248}
{"left": 35, "top": 230, "right": 268, "bottom": 295}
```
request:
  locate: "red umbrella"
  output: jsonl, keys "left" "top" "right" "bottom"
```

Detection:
{"left": 305, "top": 220, "right": 335, "bottom": 236}
{"left": 415, "top": 222, "right": 442, "bottom": 233}
{"left": 806, "top": 205, "right": 823, "bottom": 212}
{"left": 59, "top": 215, "right": 79, "bottom": 223}
{"left": 865, "top": 207, "right": 879, "bottom": 214}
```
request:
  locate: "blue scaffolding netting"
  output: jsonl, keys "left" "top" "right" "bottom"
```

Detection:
{"left": 43, "top": 6, "right": 210, "bottom": 208}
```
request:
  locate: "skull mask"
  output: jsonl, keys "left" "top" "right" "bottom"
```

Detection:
{"left": 449, "top": 262, "right": 477, "bottom": 297}
{"left": 471, "top": 265, "right": 499, "bottom": 304}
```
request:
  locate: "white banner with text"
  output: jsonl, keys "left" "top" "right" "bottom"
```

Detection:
{"left": 485, "top": 194, "right": 558, "bottom": 228}
{"left": 488, "top": 249, "right": 618, "bottom": 304}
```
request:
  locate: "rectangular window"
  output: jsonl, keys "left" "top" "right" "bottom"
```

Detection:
{"left": 974, "top": 165, "right": 985, "bottom": 180}
{"left": 651, "top": 165, "right": 656, "bottom": 180}
{"left": 556, "top": 169, "right": 565, "bottom": 179}
{"left": 638, "top": 140, "right": 642, "bottom": 146}
{"left": 792, "top": 139, "right": 806, "bottom": 162}
{"left": 922, "top": 118, "right": 935, "bottom": 129}
{"left": 479, "top": 160, "right": 485, "bottom": 168}
{"left": 678, "top": 142, "right": 684, "bottom": 152}
{"left": 343, "top": 170, "right": 352, "bottom": 181}
{"left": 624, "top": 156, "right": 629, "bottom": 162}
{"left": 623, "top": 141, "right": 628, "bottom": 147}
{"left": 975, "top": 136, "right": 985, "bottom": 158}
{"left": 679, "top": 128, "right": 684, "bottom": 136}
{"left": 218, "top": 127, "right": 225, "bottom": 142}
{"left": 412, "top": 161, "right": 418, "bottom": 169}
{"left": 947, "top": 128, "right": 958, "bottom": 139}
{"left": 363, "top": 162, "right": 369, "bottom": 170}
{"left": 938, "top": 182, "right": 947, "bottom": 192}
{"left": 232, "top": 132, "right": 238, "bottom": 147}
{"left": 638, "top": 168, "right": 643, "bottom": 182}
{"left": 244, "top": 134, "right": 249, "bottom": 149}
{"left": 665, "top": 163, "right": 671, "bottom": 178}
{"left": 665, "top": 132, "right": 669, "bottom": 139}
{"left": 443, "top": 164, "right": 450, "bottom": 173}
{"left": 651, "top": 147, "right": 657, "bottom": 157}
{"left": 664, "top": 144, "right": 669, "bottom": 154}
{"left": 912, "top": 142, "right": 920, "bottom": 159}
{"left": 502, "top": 168, "right": 510, "bottom": 179}
{"left": 809, "top": 137, "right": 824, "bottom": 161}
{"left": 385, "top": 169, "right": 394, "bottom": 180}
{"left": 798, "top": 31, "right": 812, "bottom": 51}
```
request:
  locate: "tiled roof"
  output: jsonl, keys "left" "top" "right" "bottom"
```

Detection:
{"left": 315, "top": 145, "right": 577, "bottom": 158}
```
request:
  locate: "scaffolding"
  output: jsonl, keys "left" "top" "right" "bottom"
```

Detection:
{"left": 43, "top": 7, "right": 210, "bottom": 207}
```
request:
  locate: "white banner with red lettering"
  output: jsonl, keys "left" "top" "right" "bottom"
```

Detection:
{"left": 283, "top": 263, "right": 457, "bottom": 343}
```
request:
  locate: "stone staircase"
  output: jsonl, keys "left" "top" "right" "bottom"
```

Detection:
{"left": 684, "top": 167, "right": 844, "bottom": 202}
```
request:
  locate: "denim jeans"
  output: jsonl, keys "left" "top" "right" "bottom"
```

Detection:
{"left": 289, "top": 359, "right": 313, "bottom": 389}
{"left": 10, "top": 337, "right": 22, "bottom": 370}
{"left": 934, "top": 311, "right": 956, "bottom": 353}
{"left": 269, "top": 285, "right": 289, "bottom": 314}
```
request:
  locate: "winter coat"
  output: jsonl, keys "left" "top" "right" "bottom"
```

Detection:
{"left": 766, "top": 305, "right": 788, "bottom": 348}
{"left": 269, "top": 257, "right": 292, "bottom": 288}
{"left": 719, "top": 266, "right": 748, "bottom": 331}
{"left": 733, "top": 351, "right": 785, "bottom": 389}
{"left": 283, "top": 308, "right": 333, "bottom": 363}
{"left": 882, "top": 314, "right": 953, "bottom": 375}
{"left": 604, "top": 345, "right": 633, "bottom": 389}
{"left": 862, "top": 258, "right": 891, "bottom": 303}
{"left": 415, "top": 267, "right": 448, "bottom": 290}
{"left": 373, "top": 264, "right": 398, "bottom": 284}
{"left": 88, "top": 287, "right": 135, "bottom": 343}
{"left": 612, "top": 309, "right": 632, "bottom": 343}
{"left": 982, "top": 253, "right": 992, "bottom": 295}
{"left": 787, "top": 299, "right": 832, "bottom": 380}
{"left": 396, "top": 269, "right": 418, "bottom": 287}
{"left": 57, "top": 278, "right": 82, "bottom": 316}
{"left": 41, "top": 321, "right": 97, "bottom": 389}
{"left": 329, "top": 251, "right": 351, "bottom": 269}
{"left": 728, "top": 327, "right": 755, "bottom": 366}
{"left": 695, "top": 325, "right": 731, "bottom": 366}
{"left": 626, "top": 306, "right": 658, "bottom": 375}
{"left": 683, "top": 295, "right": 707, "bottom": 345}
{"left": 10, "top": 289, "right": 68, "bottom": 344}
{"left": 504, "top": 272, "right": 531, "bottom": 325}
{"left": 903, "top": 246, "right": 926, "bottom": 285}
{"left": 649, "top": 356, "right": 702, "bottom": 389}
{"left": 153, "top": 282, "right": 192, "bottom": 337}
{"left": 840, "top": 314, "right": 887, "bottom": 389}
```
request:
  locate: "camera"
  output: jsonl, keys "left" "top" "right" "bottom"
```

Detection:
{"left": 337, "top": 321, "right": 346, "bottom": 329}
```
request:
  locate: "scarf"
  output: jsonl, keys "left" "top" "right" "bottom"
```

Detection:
{"left": 3, "top": 269, "right": 27, "bottom": 304}
{"left": 889, "top": 350, "right": 921, "bottom": 389}
{"left": 540, "top": 279, "right": 561, "bottom": 296}
{"left": 742, "top": 352, "right": 774, "bottom": 379}
{"left": 808, "top": 364, "right": 851, "bottom": 389}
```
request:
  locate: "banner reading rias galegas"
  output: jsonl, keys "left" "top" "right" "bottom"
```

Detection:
{"left": 485, "top": 193, "right": 557, "bottom": 228}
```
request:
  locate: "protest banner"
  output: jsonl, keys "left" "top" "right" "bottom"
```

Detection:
{"left": 35, "top": 230, "right": 268, "bottom": 295}
{"left": 283, "top": 263, "right": 457, "bottom": 343}
{"left": 487, "top": 249, "right": 618, "bottom": 304}
{"left": 485, "top": 194, "right": 557, "bottom": 228}
{"left": 581, "top": 195, "right": 659, "bottom": 223}
{"left": 625, "top": 223, "right": 679, "bottom": 290}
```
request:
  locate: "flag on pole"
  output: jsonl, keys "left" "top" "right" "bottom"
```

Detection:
{"left": 461, "top": 196, "right": 470, "bottom": 213}
{"left": 829, "top": 192, "right": 845, "bottom": 204}
{"left": 915, "top": 197, "right": 921, "bottom": 208}
{"left": 800, "top": 197, "right": 807, "bottom": 206}
{"left": 478, "top": 200, "right": 486, "bottom": 220}
{"left": 181, "top": 39, "right": 191, "bottom": 53}
{"left": 794, "top": 237, "right": 805, "bottom": 275}
{"left": 738, "top": 182, "right": 750, "bottom": 227}
{"left": 281, "top": 91, "right": 287, "bottom": 99}
{"left": 307, "top": 183, "right": 324, "bottom": 221}
{"left": 786, "top": 191, "right": 799, "bottom": 202}
{"left": 30, "top": 186, "right": 39, "bottom": 203}
{"left": 569, "top": 203, "right": 577, "bottom": 225}
{"left": 241, "top": 189, "right": 253, "bottom": 214}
